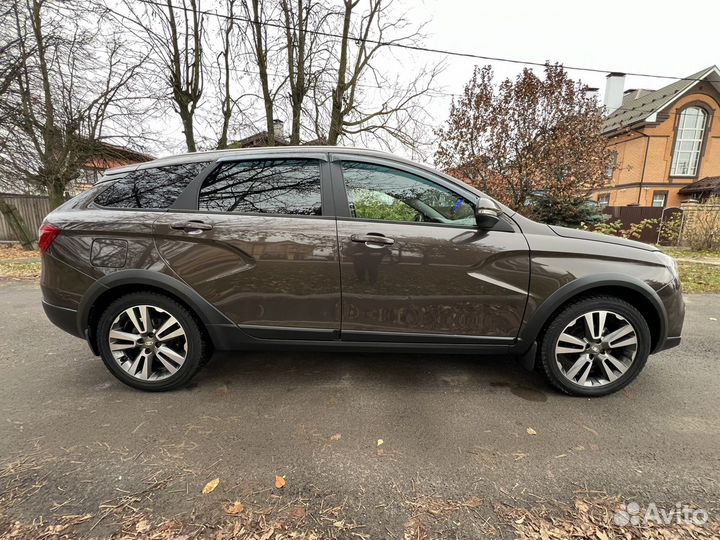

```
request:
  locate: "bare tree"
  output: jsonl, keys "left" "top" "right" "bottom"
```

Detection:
{"left": 216, "top": 0, "right": 238, "bottom": 149}
{"left": 115, "top": 0, "right": 205, "bottom": 152}
{"left": 321, "top": 0, "right": 440, "bottom": 150}
{"left": 0, "top": 4, "right": 30, "bottom": 100}
{"left": 244, "top": 0, "right": 279, "bottom": 145}
{"left": 240, "top": 0, "right": 440, "bottom": 150}
{"left": 283, "top": 0, "right": 440, "bottom": 151}
{"left": 279, "top": 0, "right": 332, "bottom": 144}
{"left": 0, "top": 0, "right": 145, "bottom": 209}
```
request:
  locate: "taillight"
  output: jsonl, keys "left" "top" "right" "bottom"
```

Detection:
{"left": 38, "top": 223, "right": 61, "bottom": 253}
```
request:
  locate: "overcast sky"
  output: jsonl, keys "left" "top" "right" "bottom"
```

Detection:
{"left": 413, "top": 0, "right": 719, "bottom": 120}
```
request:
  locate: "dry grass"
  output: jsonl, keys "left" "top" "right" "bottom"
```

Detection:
{"left": 0, "top": 244, "right": 39, "bottom": 261}
{"left": 0, "top": 262, "right": 41, "bottom": 279}
{"left": 0, "top": 244, "right": 40, "bottom": 279}
{"left": 677, "top": 262, "right": 720, "bottom": 294}
{"left": 662, "top": 249, "right": 720, "bottom": 293}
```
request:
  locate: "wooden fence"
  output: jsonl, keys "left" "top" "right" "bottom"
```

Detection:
{"left": 601, "top": 205, "right": 682, "bottom": 244}
{"left": 0, "top": 193, "right": 51, "bottom": 242}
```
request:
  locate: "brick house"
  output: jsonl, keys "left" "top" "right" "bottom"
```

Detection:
{"left": 596, "top": 65, "right": 720, "bottom": 208}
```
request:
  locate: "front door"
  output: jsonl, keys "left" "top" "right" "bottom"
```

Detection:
{"left": 153, "top": 157, "right": 341, "bottom": 338}
{"left": 332, "top": 158, "right": 530, "bottom": 342}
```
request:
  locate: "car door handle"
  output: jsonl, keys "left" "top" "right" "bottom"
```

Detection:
{"left": 350, "top": 233, "right": 394, "bottom": 246}
{"left": 170, "top": 220, "right": 213, "bottom": 233}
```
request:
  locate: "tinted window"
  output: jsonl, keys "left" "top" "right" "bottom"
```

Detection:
{"left": 341, "top": 162, "right": 475, "bottom": 226}
{"left": 95, "top": 162, "right": 208, "bottom": 209}
{"left": 198, "top": 159, "right": 322, "bottom": 215}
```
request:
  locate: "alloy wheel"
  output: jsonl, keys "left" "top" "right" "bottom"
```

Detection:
{"left": 554, "top": 310, "right": 638, "bottom": 388}
{"left": 108, "top": 304, "right": 188, "bottom": 381}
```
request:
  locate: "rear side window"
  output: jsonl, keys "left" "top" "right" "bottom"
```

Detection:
{"left": 198, "top": 159, "right": 322, "bottom": 216}
{"left": 94, "top": 162, "right": 208, "bottom": 209}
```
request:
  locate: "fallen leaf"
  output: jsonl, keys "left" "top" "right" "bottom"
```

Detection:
{"left": 275, "top": 475, "right": 286, "bottom": 489}
{"left": 575, "top": 500, "right": 590, "bottom": 513}
{"left": 224, "top": 501, "right": 245, "bottom": 515}
{"left": 526, "top": 427, "right": 537, "bottom": 435}
{"left": 377, "top": 438, "right": 384, "bottom": 446}
{"left": 289, "top": 506, "right": 306, "bottom": 520}
{"left": 329, "top": 433, "right": 342, "bottom": 441}
{"left": 135, "top": 519, "right": 151, "bottom": 533}
{"left": 201, "top": 478, "right": 220, "bottom": 494}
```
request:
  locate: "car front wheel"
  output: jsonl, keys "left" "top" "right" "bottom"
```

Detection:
{"left": 97, "top": 292, "right": 210, "bottom": 391}
{"left": 539, "top": 295, "right": 651, "bottom": 397}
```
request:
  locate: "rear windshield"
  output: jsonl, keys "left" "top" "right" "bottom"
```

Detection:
{"left": 94, "top": 162, "right": 208, "bottom": 209}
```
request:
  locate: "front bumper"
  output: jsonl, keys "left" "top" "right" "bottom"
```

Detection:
{"left": 42, "top": 300, "right": 82, "bottom": 338}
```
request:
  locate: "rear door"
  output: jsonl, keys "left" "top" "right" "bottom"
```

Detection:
{"left": 153, "top": 154, "right": 341, "bottom": 339}
{"left": 330, "top": 156, "right": 530, "bottom": 343}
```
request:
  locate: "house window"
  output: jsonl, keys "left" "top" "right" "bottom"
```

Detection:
{"left": 652, "top": 191, "right": 667, "bottom": 208}
{"left": 605, "top": 151, "right": 618, "bottom": 181}
{"left": 597, "top": 193, "right": 610, "bottom": 207}
{"left": 670, "top": 106, "right": 708, "bottom": 177}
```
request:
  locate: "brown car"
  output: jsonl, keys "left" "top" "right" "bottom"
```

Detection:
{"left": 40, "top": 147, "right": 684, "bottom": 396}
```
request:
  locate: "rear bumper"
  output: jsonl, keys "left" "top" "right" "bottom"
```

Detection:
{"left": 42, "top": 300, "right": 82, "bottom": 338}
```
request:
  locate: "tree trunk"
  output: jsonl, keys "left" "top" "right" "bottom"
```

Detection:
{"left": 326, "top": 1, "right": 354, "bottom": 146}
{"left": 0, "top": 198, "right": 35, "bottom": 250}
{"left": 47, "top": 180, "right": 66, "bottom": 210}
{"left": 179, "top": 105, "right": 197, "bottom": 152}
{"left": 252, "top": 0, "right": 275, "bottom": 145}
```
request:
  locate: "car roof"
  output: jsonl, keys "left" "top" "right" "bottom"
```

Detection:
{"left": 104, "top": 146, "right": 431, "bottom": 176}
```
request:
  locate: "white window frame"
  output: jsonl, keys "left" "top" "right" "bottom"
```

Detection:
{"left": 652, "top": 192, "right": 667, "bottom": 208}
{"left": 597, "top": 193, "right": 610, "bottom": 207}
{"left": 670, "top": 106, "right": 707, "bottom": 177}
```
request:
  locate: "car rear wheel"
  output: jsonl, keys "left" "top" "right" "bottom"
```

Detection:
{"left": 539, "top": 296, "right": 651, "bottom": 397}
{"left": 97, "top": 292, "right": 210, "bottom": 391}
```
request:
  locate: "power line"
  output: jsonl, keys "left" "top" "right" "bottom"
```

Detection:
{"left": 129, "top": 0, "right": 713, "bottom": 84}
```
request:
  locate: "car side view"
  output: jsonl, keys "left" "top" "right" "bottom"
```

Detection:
{"left": 40, "top": 147, "right": 684, "bottom": 396}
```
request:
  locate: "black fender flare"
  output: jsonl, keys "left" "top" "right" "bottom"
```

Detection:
{"left": 76, "top": 269, "right": 234, "bottom": 338}
{"left": 517, "top": 273, "right": 668, "bottom": 353}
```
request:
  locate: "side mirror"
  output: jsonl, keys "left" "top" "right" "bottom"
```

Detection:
{"left": 475, "top": 197, "right": 501, "bottom": 229}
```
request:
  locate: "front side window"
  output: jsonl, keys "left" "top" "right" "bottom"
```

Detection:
{"left": 597, "top": 193, "right": 610, "bottom": 207}
{"left": 670, "top": 106, "right": 708, "bottom": 177}
{"left": 198, "top": 159, "right": 322, "bottom": 215}
{"left": 341, "top": 161, "right": 476, "bottom": 227}
{"left": 95, "top": 162, "right": 208, "bottom": 209}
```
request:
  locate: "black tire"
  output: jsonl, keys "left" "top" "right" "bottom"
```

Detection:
{"left": 97, "top": 291, "right": 210, "bottom": 391}
{"left": 539, "top": 295, "right": 651, "bottom": 397}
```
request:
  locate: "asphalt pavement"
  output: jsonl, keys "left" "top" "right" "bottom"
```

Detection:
{"left": 0, "top": 279, "right": 718, "bottom": 538}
